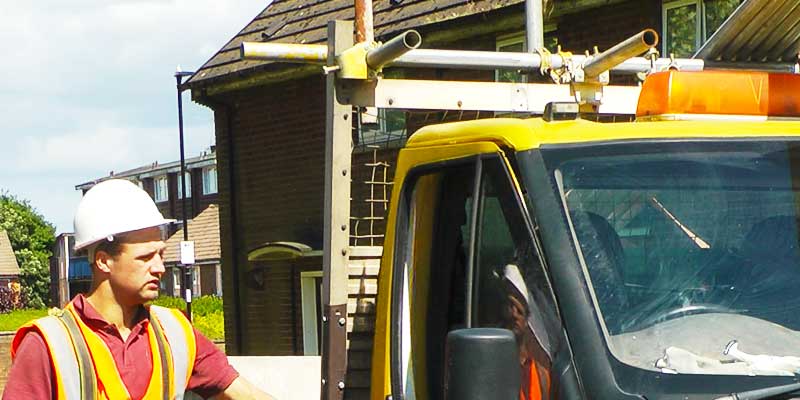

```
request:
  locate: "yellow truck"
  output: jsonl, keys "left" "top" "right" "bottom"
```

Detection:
{"left": 240, "top": 10, "right": 800, "bottom": 398}
{"left": 368, "top": 70, "right": 800, "bottom": 400}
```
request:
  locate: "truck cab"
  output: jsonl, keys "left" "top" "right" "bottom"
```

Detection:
{"left": 370, "top": 70, "right": 800, "bottom": 399}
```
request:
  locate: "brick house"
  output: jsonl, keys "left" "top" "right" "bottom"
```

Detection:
{"left": 64, "top": 149, "right": 220, "bottom": 300}
{"left": 185, "top": 0, "right": 745, "bottom": 396}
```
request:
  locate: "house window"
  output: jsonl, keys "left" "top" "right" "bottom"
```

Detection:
{"left": 663, "top": 0, "right": 743, "bottom": 57}
{"left": 495, "top": 29, "right": 559, "bottom": 83}
{"left": 177, "top": 171, "right": 192, "bottom": 199}
{"left": 496, "top": 33, "right": 527, "bottom": 83}
{"left": 202, "top": 166, "right": 217, "bottom": 195}
{"left": 154, "top": 176, "right": 168, "bottom": 202}
{"left": 172, "top": 268, "right": 181, "bottom": 297}
{"left": 356, "top": 69, "right": 408, "bottom": 149}
{"left": 300, "top": 271, "right": 323, "bottom": 355}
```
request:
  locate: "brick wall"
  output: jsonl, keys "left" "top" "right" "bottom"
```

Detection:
{"left": 212, "top": 76, "right": 327, "bottom": 355}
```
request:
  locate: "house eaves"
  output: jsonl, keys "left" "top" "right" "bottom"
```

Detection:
{"left": 187, "top": 0, "right": 527, "bottom": 93}
{"left": 75, "top": 153, "right": 217, "bottom": 191}
{"left": 187, "top": 0, "right": 634, "bottom": 97}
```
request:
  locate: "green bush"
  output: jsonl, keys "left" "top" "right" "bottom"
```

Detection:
{"left": 150, "top": 295, "right": 186, "bottom": 311}
{"left": 193, "top": 312, "right": 225, "bottom": 341}
{"left": 191, "top": 295, "right": 223, "bottom": 317}
{"left": 149, "top": 295, "right": 224, "bottom": 340}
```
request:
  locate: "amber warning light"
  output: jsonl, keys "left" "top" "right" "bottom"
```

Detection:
{"left": 636, "top": 70, "right": 800, "bottom": 120}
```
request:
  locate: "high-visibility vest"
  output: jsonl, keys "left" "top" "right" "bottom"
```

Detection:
{"left": 11, "top": 303, "right": 197, "bottom": 400}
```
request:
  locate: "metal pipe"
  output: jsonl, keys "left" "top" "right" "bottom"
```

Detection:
{"left": 355, "top": 0, "right": 374, "bottom": 44}
{"left": 240, "top": 42, "right": 327, "bottom": 63}
{"left": 240, "top": 39, "right": 706, "bottom": 75}
{"left": 584, "top": 29, "right": 658, "bottom": 77}
{"left": 391, "top": 48, "right": 704, "bottom": 73}
{"left": 526, "top": 0, "right": 544, "bottom": 51}
{"left": 366, "top": 30, "right": 422, "bottom": 70}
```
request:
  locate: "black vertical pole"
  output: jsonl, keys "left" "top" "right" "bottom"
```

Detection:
{"left": 175, "top": 71, "right": 193, "bottom": 321}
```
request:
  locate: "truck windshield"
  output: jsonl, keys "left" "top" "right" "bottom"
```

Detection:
{"left": 541, "top": 140, "right": 800, "bottom": 376}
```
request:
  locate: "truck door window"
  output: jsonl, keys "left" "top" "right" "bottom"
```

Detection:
{"left": 393, "top": 155, "right": 562, "bottom": 400}
{"left": 394, "top": 162, "right": 476, "bottom": 400}
{"left": 473, "top": 157, "right": 561, "bottom": 400}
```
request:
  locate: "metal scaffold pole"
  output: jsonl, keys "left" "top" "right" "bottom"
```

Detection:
{"left": 321, "top": 19, "right": 353, "bottom": 400}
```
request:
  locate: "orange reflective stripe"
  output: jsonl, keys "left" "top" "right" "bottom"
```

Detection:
{"left": 66, "top": 305, "right": 130, "bottom": 399}
{"left": 66, "top": 304, "right": 165, "bottom": 400}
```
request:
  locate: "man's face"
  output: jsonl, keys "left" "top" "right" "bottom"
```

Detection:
{"left": 105, "top": 227, "right": 166, "bottom": 306}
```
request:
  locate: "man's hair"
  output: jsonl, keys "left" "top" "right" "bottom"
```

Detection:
{"left": 95, "top": 238, "right": 124, "bottom": 258}
{"left": 87, "top": 238, "right": 124, "bottom": 267}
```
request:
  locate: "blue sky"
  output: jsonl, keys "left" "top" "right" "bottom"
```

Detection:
{"left": 0, "top": 1, "right": 268, "bottom": 233}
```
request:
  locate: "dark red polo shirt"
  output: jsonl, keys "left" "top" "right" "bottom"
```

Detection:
{"left": 2, "top": 295, "right": 238, "bottom": 400}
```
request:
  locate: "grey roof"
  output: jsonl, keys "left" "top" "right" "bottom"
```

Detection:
{"left": 186, "top": 0, "right": 526, "bottom": 88}
{"left": 0, "top": 231, "right": 20, "bottom": 276}
{"left": 75, "top": 150, "right": 216, "bottom": 191}
{"left": 695, "top": 0, "right": 800, "bottom": 63}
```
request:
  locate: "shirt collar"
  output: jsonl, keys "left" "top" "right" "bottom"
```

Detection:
{"left": 71, "top": 294, "right": 149, "bottom": 330}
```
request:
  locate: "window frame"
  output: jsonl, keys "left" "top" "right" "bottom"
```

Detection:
{"left": 178, "top": 171, "right": 192, "bottom": 199}
{"left": 301, "top": 271, "right": 323, "bottom": 355}
{"left": 202, "top": 166, "right": 218, "bottom": 195}
{"left": 154, "top": 175, "right": 169, "bottom": 203}
{"left": 662, "top": 0, "right": 702, "bottom": 57}
{"left": 495, "top": 32, "right": 527, "bottom": 83}
{"left": 662, "top": 0, "right": 742, "bottom": 57}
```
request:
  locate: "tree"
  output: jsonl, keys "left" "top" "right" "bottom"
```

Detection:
{"left": 0, "top": 194, "right": 55, "bottom": 309}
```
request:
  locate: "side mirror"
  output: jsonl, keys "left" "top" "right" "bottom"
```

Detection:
{"left": 444, "top": 328, "right": 520, "bottom": 400}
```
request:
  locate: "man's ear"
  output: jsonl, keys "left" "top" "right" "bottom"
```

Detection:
{"left": 95, "top": 250, "right": 114, "bottom": 273}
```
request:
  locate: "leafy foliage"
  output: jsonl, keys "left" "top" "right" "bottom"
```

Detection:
{"left": 0, "top": 194, "right": 55, "bottom": 309}
{"left": 149, "top": 295, "right": 224, "bottom": 340}
{"left": 192, "top": 295, "right": 223, "bottom": 317}
{"left": 193, "top": 311, "right": 225, "bottom": 340}
{"left": 0, "top": 287, "right": 18, "bottom": 313}
{"left": 150, "top": 295, "right": 187, "bottom": 311}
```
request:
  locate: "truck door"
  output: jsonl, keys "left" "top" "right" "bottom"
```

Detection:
{"left": 385, "top": 148, "right": 565, "bottom": 400}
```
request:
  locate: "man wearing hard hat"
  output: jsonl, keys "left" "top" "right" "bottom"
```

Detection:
{"left": 3, "top": 179, "right": 273, "bottom": 399}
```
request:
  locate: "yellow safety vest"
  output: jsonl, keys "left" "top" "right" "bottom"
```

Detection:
{"left": 11, "top": 303, "right": 196, "bottom": 400}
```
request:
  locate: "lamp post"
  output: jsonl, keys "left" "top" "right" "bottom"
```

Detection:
{"left": 175, "top": 68, "right": 195, "bottom": 320}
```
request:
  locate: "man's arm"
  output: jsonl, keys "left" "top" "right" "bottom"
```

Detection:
{"left": 2, "top": 332, "right": 54, "bottom": 400}
{"left": 213, "top": 376, "right": 276, "bottom": 400}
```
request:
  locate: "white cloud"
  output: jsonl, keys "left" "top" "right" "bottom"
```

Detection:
{"left": 0, "top": 0, "right": 269, "bottom": 232}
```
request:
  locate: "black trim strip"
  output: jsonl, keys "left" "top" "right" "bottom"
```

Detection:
{"left": 60, "top": 310, "right": 98, "bottom": 399}
{"left": 149, "top": 311, "right": 173, "bottom": 400}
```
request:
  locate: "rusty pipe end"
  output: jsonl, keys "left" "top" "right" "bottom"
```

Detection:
{"left": 642, "top": 29, "right": 659, "bottom": 48}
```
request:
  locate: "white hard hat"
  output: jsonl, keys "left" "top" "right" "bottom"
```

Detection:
{"left": 74, "top": 179, "right": 175, "bottom": 251}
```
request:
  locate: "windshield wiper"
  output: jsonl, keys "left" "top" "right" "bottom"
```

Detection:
{"left": 715, "top": 382, "right": 800, "bottom": 400}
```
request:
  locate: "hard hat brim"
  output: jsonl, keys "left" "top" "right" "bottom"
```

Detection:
{"left": 74, "top": 218, "right": 176, "bottom": 251}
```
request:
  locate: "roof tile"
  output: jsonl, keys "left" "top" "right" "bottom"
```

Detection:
{"left": 164, "top": 205, "right": 221, "bottom": 264}
{"left": 0, "top": 231, "right": 20, "bottom": 276}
